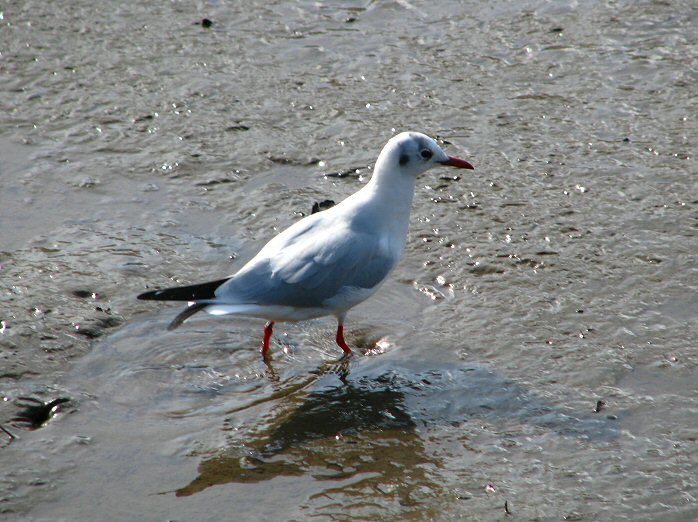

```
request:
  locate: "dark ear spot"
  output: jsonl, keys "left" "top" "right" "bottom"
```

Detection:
{"left": 399, "top": 154, "right": 409, "bottom": 166}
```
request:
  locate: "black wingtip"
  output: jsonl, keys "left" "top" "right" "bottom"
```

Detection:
{"left": 137, "top": 289, "right": 164, "bottom": 301}
{"left": 137, "top": 278, "right": 230, "bottom": 302}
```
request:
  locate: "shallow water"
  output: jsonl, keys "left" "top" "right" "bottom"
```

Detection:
{"left": 1, "top": 0, "right": 697, "bottom": 520}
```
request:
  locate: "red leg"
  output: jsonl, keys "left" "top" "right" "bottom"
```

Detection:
{"left": 262, "top": 321, "right": 274, "bottom": 357}
{"left": 335, "top": 323, "right": 353, "bottom": 355}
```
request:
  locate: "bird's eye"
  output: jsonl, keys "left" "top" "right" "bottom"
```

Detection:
{"left": 420, "top": 149, "right": 433, "bottom": 160}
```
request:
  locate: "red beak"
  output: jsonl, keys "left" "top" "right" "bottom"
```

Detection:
{"left": 439, "top": 156, "right": 474, "bottom": 169}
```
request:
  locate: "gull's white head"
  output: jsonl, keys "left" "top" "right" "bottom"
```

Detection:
{"left": 375, "top": 131, "right": 474, "bottom": 178}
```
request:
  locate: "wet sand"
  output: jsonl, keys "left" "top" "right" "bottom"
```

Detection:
{"left": 1, "top": 1, "right": 697, "bottom": 520}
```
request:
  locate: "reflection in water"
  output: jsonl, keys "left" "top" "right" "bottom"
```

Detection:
{"left": 176, "top": 377, "right": 423, "bottom": 498}
{"left": 176, "top": 365, "right": 618, "bottom": 500}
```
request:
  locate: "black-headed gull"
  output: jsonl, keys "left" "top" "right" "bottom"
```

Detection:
{"left": 138, "top": 132, "right": 474, "bottom": 358}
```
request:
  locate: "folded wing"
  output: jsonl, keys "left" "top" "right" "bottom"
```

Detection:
{"left": 216, "top": 218, "right": 396, "bottom": 309}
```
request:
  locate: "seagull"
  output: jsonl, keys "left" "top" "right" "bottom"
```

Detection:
{"left": 138, "top": 132, "right": 474, "bottom": 358}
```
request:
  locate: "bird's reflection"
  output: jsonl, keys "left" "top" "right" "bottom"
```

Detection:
{"left": 176, "top": 375, "right": 421, "bottom": 497}
{"left": 263, "top": 351, "right": 352, "bottom": 385}
{"left": 175, "top": 364, "right": 619, "bottom": 498}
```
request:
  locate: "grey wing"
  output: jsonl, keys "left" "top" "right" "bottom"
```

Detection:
{"left": 215, "top": 226, "right": 396, "bottom": 309}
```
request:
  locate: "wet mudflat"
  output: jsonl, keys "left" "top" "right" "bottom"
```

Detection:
{"left": 1, "top": 0, "right": 697, "bottom": 520}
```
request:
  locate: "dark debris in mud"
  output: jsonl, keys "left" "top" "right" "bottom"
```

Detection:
{"left": 71, "top": 289, "right": 98, "bottom": 299}
{"left": 266, "top": 154, "right": 320, "bottom": 166}
{"left": 11, "top": 397, "right": 71, "bottom": 430}
{"left": 324, "top": 166, "right": 368, "bottom": 178}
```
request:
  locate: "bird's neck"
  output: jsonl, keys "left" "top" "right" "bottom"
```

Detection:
{"left": 361, "top": 164, "right": 418, "bottom": 237}
{"left": 368, "top": 153, "right": 417, "bottom": 203}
